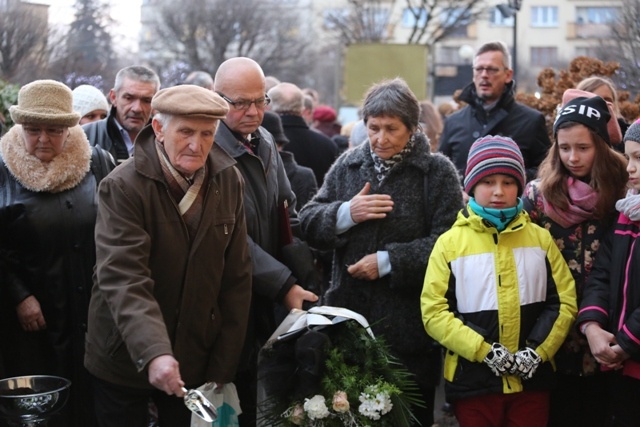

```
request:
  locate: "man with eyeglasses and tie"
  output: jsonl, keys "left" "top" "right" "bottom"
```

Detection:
{"left": 439, "top": 41, "right": 551, "bottom": 196}
{"left": 213, "top": 57, "right": 319, "bottom": 427}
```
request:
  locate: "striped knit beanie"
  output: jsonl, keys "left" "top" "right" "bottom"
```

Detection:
{"left": 464, "top": 135, "right": 526, "bottom": 195}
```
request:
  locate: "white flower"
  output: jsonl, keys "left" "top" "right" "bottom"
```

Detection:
{"left": 358, "top": 387, "right": 393, "bottom": 420}
{"left": 378, "top": 392, "right": 393, "bottom": 415}
{"left": 358, "top": 399, "right": 382, "bottom": 420}
{"left": 303, "top": 395, "right": 330, "bottom": 420}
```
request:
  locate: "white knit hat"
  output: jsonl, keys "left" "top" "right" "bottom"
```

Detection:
{"left": 72, "top": 85, "right": 109, "bottom": 118}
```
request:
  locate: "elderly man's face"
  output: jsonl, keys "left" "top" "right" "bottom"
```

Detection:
{"left": 152, "top": 116, "right": 217, "bottom": 175}
{"left": 217, "top": 78, "right": 266, "bottom": 138}
{"left": 110, "top": 77, "right": 157, "bottom": 136}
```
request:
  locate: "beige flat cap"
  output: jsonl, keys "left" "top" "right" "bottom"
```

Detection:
{"left": 151, "top": 84, "right": 228, "bottom": 120}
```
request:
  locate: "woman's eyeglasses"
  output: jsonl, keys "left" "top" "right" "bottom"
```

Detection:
{"left": 22, "top": 126, "right": 66, "bottom": 137}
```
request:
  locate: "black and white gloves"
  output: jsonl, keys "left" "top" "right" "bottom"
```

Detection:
{"left": 484, "top": 343, "right": 515, "bottom": 376}
{"left": 484, "top": 343, "right": 541, "bottom": 380}
{"left": 513, "top": 347, "right": 542, "bottom": 380}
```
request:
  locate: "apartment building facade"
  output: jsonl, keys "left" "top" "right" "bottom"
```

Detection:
{"left": 138, "top": 0, "right": 623, "bottom": 103}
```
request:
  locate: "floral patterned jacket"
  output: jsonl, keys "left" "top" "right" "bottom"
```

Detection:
{"left": 523, "top": 179, "right": 609, "bottom": 376}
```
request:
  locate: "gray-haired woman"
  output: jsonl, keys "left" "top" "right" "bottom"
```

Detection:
{"left": 300, "top": 78, "right": 463, "bottom": 425}
{"left": 0, "top": 80, "right": 113, "bottom": 426}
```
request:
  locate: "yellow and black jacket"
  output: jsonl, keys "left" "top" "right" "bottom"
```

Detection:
{"left": 421, "top": 205, "right": 577, "bottom": 402}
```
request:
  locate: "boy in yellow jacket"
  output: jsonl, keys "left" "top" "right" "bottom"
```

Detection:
{"left": 421, "top": 135, "right": 577, "bottom": 427}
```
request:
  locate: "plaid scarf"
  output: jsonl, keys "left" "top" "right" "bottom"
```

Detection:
{"left": 155, "top": 141, "right": 206, "bottom": 239}
{"left": 370, "top": 134, "right": 415, "bottom": 183}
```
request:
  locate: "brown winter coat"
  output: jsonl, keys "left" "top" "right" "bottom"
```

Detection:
{"left": 84, "top": 125, "right": 252, "bottom": 389}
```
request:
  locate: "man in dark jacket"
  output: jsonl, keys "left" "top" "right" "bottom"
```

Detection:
{"left": 84, "top": 85, "right": 252, "bottom": 426}
{"left": 83, "top": 65, "right": 160, "bottom": 164}
{"left": 261, "top": 110, "right": 318, "bottom": 211}
{"left": 213, "top": 57, "right": 318, "bottom": 426}
{"left": 439, "top": 41, "right": 551, "bottom": 185}
{"left": 268, "top": 82, "right": 338, "bottom": 187}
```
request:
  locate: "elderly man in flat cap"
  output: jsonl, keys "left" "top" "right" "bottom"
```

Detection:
{"left": 84, "top": 85, "right": 252, "bottom": 426}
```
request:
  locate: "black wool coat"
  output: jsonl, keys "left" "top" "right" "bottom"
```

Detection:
{"left": 439, "top": 81, "right": 551, "bottom": 182}
{"left": 280, "top": 114, "right": 338, "bottom": 187}
{"left": 300, "top": 134, "right": 463, "bottom": 387}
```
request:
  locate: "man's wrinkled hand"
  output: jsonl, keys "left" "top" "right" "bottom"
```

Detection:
{"left": 283, "top": 284, "right": 318, "bottom": 311}
{"left": 148, "top": 355, "right": 185, "bottom": 396}
{"left": 16, "top": 295, "right": 46, "bottom": 332}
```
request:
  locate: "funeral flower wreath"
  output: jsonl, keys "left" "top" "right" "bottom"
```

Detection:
{"left": 258, "top": 306, "right": 423, "bottom": 426}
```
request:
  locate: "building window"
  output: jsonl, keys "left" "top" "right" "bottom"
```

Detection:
{"left": 530, "top": 47, "right": 558, "bottom": 67}
{"left": 439, "top": 46, "right": 469, "bottom": 65}
{"left": 402, "top": 7, "right": 428, "bottom": 27}
{"left": 575, "top": 46, "right": 598, "bottom": 58}
{"left": 576, "top": 7, "right": 619, "bottom": 24}
{"left": 490, "top": 7, "right": 514, "bottom": 27}
{"left": 530, "top": 6, "right": 558, "bottom": 27}
{"left": 440, "top": 8, "right": 472, "bottom": 37}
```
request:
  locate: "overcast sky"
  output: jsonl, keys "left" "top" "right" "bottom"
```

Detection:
{"left": 46, "top": 0, "right": 142, "bottom": 51}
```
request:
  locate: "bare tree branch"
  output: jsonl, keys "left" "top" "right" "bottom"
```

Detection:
{"left": 324, "top": 0, "right": 395, "bottom": 44}
{"left": 605, "top": 0, "right": 640, "bottom": 94}
{"left": 150, "top": 0, "right": 313, "bottom": 83}
{"left": 0, "top": 3, "right": 49, "bottom": 82}
{"left": 404, "top": 0, "right": 486, "bottom": 46}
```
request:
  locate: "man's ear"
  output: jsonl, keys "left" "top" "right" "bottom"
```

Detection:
{"left": 151, "top": 117, "right": 164, "bottom": 143}
{"left": 108, "top": 89, "right": 117, "bottom": 105}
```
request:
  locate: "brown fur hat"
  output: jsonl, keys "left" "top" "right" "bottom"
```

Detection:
{"left": 9, "top": 80, "right": 80, "bottom": 127}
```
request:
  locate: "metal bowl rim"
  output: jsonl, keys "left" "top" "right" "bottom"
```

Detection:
{"left": 0, "top": 375, "right": 71, "bottom": 397}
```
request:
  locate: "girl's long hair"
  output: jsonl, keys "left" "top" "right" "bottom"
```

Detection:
{"left": 538, "top": 121, "right": 628, "bottom": 223}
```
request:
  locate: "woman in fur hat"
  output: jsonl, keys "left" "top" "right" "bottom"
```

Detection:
{"left": 0, "top": 80, "right": 114, "bottom": 426}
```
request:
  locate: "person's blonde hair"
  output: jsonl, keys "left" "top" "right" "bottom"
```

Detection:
{"left": 576, "top": 76, "right": 621, "bottom": 118}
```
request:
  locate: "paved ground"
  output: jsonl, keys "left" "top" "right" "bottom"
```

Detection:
{"left": 432, "top": 381, "right": 459, "bottom": 427}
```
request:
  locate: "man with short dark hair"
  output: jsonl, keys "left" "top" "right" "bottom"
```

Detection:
{"left": 83, "top": 65, "right": 160, "bottom": 164}
{"left": 85, "top": 85, "right": 252, "bottom": 427}
{"left": 439, "top": 41, "right": 550, "bottom": 187}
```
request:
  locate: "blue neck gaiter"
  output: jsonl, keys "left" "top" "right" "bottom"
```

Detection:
{"left": 469, "top": 197, "right": 523, "bottom": 232}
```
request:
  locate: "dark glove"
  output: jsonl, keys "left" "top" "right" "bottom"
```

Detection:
{"left": 512, "top": 347, "right": 542, "bottom": 380}
{"left": 483, "top": 343, "right": 515, "bottom": 377}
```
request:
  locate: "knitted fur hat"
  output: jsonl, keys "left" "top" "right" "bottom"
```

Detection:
{"left": 151, "top": 84, "right": 228, "bottom": 120}
{"left": 554, "top": 89, "right": 622, "bottom": 146}
{"left": 464, "top": 135, "right": 526, "bottom": 196}
{"left": 624, "top": 121, "right": 640, "bottom": 144}
{"left": 10, "top": 80, "right": 80, "bottom": 127}
{"left": 72, "top": 85, "right": 109, "bottom": 118}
